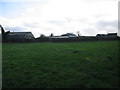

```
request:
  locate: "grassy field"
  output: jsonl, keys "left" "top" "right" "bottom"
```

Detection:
{"left": 2, "top": 41, "right": 119, "bottom": 88}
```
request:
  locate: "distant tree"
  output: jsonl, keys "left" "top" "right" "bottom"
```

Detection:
{"left": 50, "top": 33, "right": 53, "bottom": 37}
{"left": 0, "top": 24, "right": 5, "bottom": 34}
{"left": 76, "top": 31, "right": 81, "bottom": 37}
{"left": 5, "top": 31, "right": 10, "bottom": 34}
{"left": 0, "top": 25, "right": 10, "bottom": 40}
{"left": 40, "top": 34, "right": 45, "bottom": 38}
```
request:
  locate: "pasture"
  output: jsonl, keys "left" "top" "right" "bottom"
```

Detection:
{"left": 2, "top": 41, "right": 119, "bottom": 88}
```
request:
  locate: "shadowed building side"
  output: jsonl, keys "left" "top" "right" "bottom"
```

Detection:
{"left": 107, "top": 33, "right": 118, "bottom": 38}
{"left": 96, "top": 33, "right": 118, "bottom": 40}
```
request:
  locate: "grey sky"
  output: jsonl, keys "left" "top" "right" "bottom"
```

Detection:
{"left": 0, "top": 0, "right": 118, "bottom": 37}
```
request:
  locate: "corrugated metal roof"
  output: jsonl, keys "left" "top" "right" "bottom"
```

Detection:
{"left": 9, "top": 32, "right": 31, "bottom": 35}
{"left": 61, "top": 33, "right": 76, "bottom": 36}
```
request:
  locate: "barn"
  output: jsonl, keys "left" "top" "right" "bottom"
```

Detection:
{"left": 6, "top": 32, "right": 35, "bottom": 42}
{"left": 61, "top": 33, "right": 77, "bottom": 37}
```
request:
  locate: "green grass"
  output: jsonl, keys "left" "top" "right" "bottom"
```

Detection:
{"left": 2, "top": 41, "right": 119, "bottom": 88}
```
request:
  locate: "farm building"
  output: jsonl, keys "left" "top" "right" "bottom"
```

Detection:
{"left": 96, "top": 33, "right": 118, "bottom": 40}
{"left": 96, "top": 34, "right": 107, "bottom": 37}
{"left": 50, "top": 36, "right": 69, "bottom": 39}
{"left": 61, "top": 33, "right": 77, "bottom": 37}
{"left": 7, "top": 32, "right": 35, "bottom": 40}
{"left": 107, "top": 33, "right": 118, "bottom": 37}
{"left": 96, "top": 33, "right": 117, "bottom": 37}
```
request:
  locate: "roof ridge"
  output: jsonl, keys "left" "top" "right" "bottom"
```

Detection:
{"left": 11, "top": 32, "right": 31, "bottom": 33}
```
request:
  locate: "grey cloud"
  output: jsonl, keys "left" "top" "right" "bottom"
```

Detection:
{"left": 84, "top": 0, "right": 117, "bottom": 2}
{"left": 48, "top": 20, "right": 66, "bottom": 27}
{"left": 39, "top": 26, "right": 55, "bottom": 31}
{"left": 5, "top": 26, "right": 25, "bottom": 32}
{"left": 83, "top": 28, "right": 97, "bottom": 36}
{"left": 48, "top": 20, "right": 65, "bottom": 24}
{"left": 65, "top": 18, "right": 86, "bottom": 23}
{"left": 96, "top": 20, "right": 118, "bottom": 32}
{"left": 48, "top": 17, "right": 74, "bottom": 24}
{"left": 97, "top": 21, "right": 117, "bottom": 28}
{"left": 105, "top": 28, "right": 117, "bottom": 33}
{"left": 77, "top": 18, "right": 86, "bottom": 23}
{"left": 23, "top": 22, "right": 40, "bottom": 28}
{"left": 65, "top": 17, "right": 73, "bottom": 22}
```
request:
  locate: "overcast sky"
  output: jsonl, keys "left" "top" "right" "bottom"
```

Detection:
{"left": 0, "top": 0, "right": 119, "bottom": 37}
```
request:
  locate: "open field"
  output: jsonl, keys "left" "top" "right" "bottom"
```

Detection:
{"left": 2, "top": 41, "right": 119, "bottom": 88}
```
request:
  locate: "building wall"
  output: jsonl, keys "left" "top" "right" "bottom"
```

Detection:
{"left": 25, "top": 33, "right": 34, "bottom": 39}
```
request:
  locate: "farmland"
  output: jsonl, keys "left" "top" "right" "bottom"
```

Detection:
{"left": 2, "top": 41, "right": 119, "bottom": 88}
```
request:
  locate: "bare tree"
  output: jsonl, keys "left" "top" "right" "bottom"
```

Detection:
{"left": 40, "top": 34, "right": 45, "bottom": 38}
{"left": 50, "top": 33, "right": 53, "bottom": 37}
{"left": 0, "top": 25, "right": 10, "bottom": 40}
{"left": 0, "top": 25, "right": 5, "bottom": 34}
{"left": 76, "top": 31, "right": 81, "bottom": 37}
